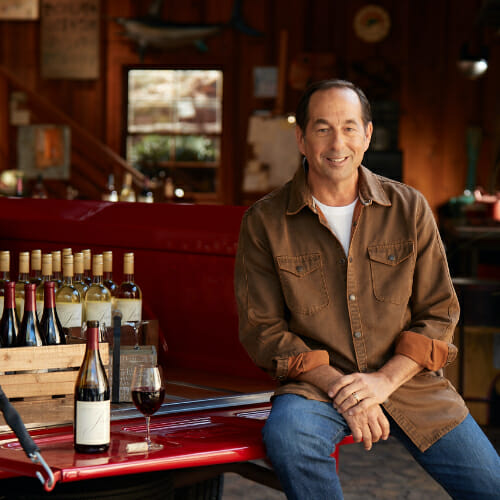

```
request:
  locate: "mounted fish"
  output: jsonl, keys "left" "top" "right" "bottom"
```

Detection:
{"left": 115, "top": 0, "right": 262, "bottom": 59}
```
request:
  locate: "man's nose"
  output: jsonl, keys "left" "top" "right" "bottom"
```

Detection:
{"left": 328, "top": 130, "right": 344, "bottom": 149}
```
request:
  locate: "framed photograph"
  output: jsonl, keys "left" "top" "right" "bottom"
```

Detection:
{"left": 17, "top": 125, "right": 71, "bottom": 179}
{"left": 0, "top": 0, "right": 39, "bottom": 20}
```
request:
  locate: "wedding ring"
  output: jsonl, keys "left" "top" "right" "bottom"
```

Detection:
{"left": 352, "top": 392, "right": 360, "bottom": 404}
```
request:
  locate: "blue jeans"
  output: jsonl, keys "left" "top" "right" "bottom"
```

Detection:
{"left": 263, "top": 394, "right": 500, "bottom": 500}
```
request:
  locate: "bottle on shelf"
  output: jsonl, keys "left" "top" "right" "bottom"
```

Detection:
{"left": 14, "top": 251, "right": 30, "bottom": 320}
{"left": 30, "top": 249, "right": 42, "bottom": 287}
{"left": 85, "top": 254, "right": 112, "bottom": 333}
{"left": 0, "top": 250, "right": 11, "bottom": 318}
{"left": 102, "top": 251, "right": 117, "bottom": 296}
{"left": 62, "top": 248, "right": 72, "bottom": 258}
{"left": 119, "top": 172, "right": 136, "bottom": 202}
{"left": 18, "top": 283, "right": 44, "bottom": 346}
{"left": 115, "top": 252, "right": 142, "bottom": 323}
{"left": 56, "top": 253, "right": 82, "bottom": 339}
{"left": 102, "top": 174, "right": 118, "bottom": 202}
{"left": 74, "top": 320, "right": 110, "bottom": 454}
{"left": 138, "top": 177, "right": 154, "bottom": 203}
{"left": 31, "top": 174, "right": 48, "bottom": 199}
{"left": 51, "top": 250, "right": 63, "bottom": 290}
{"left": 40, "top": 281, "right": 65, "bottom": 345}
{"left": 0, "top": 281, "right": 20, "bottom": 347}
{"left": 36, "top": 253, "right": 53, "bottom": 321}
{"left": 82, "top": 249, "right": 92, "bottom": 287}
{"left": 73, "top": 252, "right": 89, "bottom": 296}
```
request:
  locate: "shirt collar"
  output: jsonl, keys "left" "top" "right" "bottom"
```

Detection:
{"left": 286, "top": 159, "right": 392, "bottom": 215}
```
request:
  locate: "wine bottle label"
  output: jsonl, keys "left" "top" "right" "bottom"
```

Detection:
{"left": 15, "top": 299, "right": 24, "bottom": 320}
{"left": 115, "top": 299, "right": 142, "bottom": 322}
{"left": 86, "top": 301, "right": 112, "bottom": 328}
{"left": 56, "top": 302, "right": 82, "bottom": 328}
{"left": 36, "top": 300, "right": 44, "bottom": 321}
{"left": 75, "top": 400, "right": 110, "bottom": 445}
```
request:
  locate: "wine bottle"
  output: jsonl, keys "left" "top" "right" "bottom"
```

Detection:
{"left": 40, "top": 281, "right": 65, "bottom": 345}
{"left": 82, "top": 249, "right": 92, "bottom": 287}
{"left": 119, "top": 172, "right": 136, "bottom": 202}
{"left": 51, "top": 250, "right": 63, "bottom": 290}
{"left": 102, "top": 251, "right": 117, "bottom": 296}
{"left": 36, "top": 253, "right": 53, "bottom": 321}
{"left": 85, "top": 254, "right": 112, "bottom": 330}
{"left": 56, "top": 254, "right": 82, "bottom": 338}
{"left": 14, "top": 251, "right": 30, "bottom": 320}
{"left": 30, "top": 249, "right": 42, "bottom": 287}
{"left": 18, "top": 283, "right": 44, "bottom": 346}
{"left": 0, "top": 250, "right": 11, "bottom": 318}
{"left": 102, "top": 174, "right": 118, "bottom": 202}
{"left": 0, "top": 281, "right": 20, "bottom": 347}
{"left": 62, "top": 248, "right": 72, "bottom": 258}
{"left": 115, "top": 252, "right": 142, "bottom": 322}
{"left": 74, "top": 320, "right": 110, "bottom": 453}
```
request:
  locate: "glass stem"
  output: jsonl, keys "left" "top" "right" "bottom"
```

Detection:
{"left": 146, "top": 415, "right": 151, "bottom": 447}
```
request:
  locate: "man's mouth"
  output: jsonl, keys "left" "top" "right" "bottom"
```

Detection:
{"left": 326, "top": 156, "right": 348, "bottom": 163}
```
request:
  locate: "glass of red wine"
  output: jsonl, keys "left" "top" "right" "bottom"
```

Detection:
{"left": 131, "top": 364, "right": 165, "bottom": 450}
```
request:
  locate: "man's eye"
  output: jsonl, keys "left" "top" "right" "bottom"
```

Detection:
{"left": 316, "top": 128, "right": 329, "bottom": 135}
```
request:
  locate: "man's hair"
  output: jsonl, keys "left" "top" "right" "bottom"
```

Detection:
{"left": 295, "top": 79, "right": 372, "bottom": 132}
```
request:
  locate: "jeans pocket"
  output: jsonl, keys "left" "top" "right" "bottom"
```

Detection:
{"left": 368, "top": 241, "right": 414, "bottom": 305}
{"left": 277, "top": 253, "right": 329, "bottom": 315}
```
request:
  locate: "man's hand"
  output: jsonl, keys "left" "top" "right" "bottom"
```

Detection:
{"left": 328, "top": 372, "right": 393, "bottom": 415}
{"left": 342, "top": 404, "right": 390, "bottom": 450}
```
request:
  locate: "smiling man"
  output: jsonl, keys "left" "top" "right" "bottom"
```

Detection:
{"left": 234, "top": 79, "right": 500, "bottom": 499}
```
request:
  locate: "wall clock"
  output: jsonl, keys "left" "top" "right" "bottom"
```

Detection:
{"left": 353, "top": 5, "right": 391, "bottom": 43}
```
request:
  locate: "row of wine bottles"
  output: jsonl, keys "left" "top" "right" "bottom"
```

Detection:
{"left": 0, "top": 249, "right": 142, "bottom": 347}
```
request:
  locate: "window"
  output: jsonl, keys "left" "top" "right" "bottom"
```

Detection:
{"left": 126, "top": 69, "right": 223, "bottom": 196}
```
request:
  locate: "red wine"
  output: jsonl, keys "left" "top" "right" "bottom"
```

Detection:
{"left": 132, "top": 387, "right": 165, "bottom": 416}
{"left": 0, "top": 281, "right": 19, "bottom": 347}
{"left": 74, "top": 320, "right": 110, "bottom": 453}
{"left": 40, "top": 281, "right": 65, "bottom": 345}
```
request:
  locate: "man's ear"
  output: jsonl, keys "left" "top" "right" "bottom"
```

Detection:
{"left": 364, "top": 121, "right": 373, "bottom": 151}
{"left": 295, "top": 126, "right": 306, "bottom": 156}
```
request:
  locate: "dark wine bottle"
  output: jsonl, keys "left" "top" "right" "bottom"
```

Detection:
{"left": 0, "top": 281, "right": 20, "bottom": 347}
{"left": 74, "top": 320, "right": 110, "bottom": 453}
{"left": 40, "top": 281, "right": 65, "bottom": 345}
{"left": 18, "top": 283, "right": 44, "bottom": 346}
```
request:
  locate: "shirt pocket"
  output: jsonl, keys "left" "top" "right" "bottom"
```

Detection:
{"left": 368, "top": 241, "right": 414, "bottom": 305}
{"left": 276, "top": 253, "right": 329, "bottom": 315}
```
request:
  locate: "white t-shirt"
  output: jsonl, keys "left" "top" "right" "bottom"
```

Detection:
{"left": 313, "top": 196, "right": 358, "bottom": 256}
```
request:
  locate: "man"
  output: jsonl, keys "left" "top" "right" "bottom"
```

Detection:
{"left": 234, "top": 79, "right": 500, "bottom": 499}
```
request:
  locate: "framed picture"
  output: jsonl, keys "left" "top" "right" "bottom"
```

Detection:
{"left": 0, "top": 0, "right": 39, "bottom": 20}
{"left": 17, "top": 125, "right": 71, "bottom": 179}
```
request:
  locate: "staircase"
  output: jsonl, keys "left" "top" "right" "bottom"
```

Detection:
{"left": 0, "top": 65, "right": 144, "bottom": 200}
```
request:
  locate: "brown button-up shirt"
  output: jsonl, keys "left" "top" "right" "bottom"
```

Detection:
{"left": 235, "top": 165, "right": 468, "bottom": 451}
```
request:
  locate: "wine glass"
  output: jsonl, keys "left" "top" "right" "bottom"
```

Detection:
{"left": 130, "top": 364, "right": 165, "bottom": 451}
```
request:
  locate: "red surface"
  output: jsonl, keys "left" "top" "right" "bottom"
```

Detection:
{"left": 0, "top": 403, "right": 271, "bottom": 489}
{"left": 0, "top": 198, "right": 269, "bottom": 380}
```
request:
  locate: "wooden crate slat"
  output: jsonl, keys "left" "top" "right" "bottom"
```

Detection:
{"left": 0, "top": 344, "right": 109, "bottom": 399}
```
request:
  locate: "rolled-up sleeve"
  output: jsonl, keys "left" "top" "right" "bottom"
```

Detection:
{"left": 395, "top": 331, "right": 457, "bottom": 370}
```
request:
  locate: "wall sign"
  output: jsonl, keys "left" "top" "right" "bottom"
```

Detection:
{"left": 0, "top": 0, "right": 39, "bottom": 20}
{"left": 40, "top": 0, "right": 100, "bottom": 79}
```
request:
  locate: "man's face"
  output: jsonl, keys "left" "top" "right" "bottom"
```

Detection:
{"left": 295, "top": 87, "right": 372, "bottom": 197}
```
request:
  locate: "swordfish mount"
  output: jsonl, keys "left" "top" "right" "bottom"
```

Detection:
{"left": 114, "top": 0, "right": 263, "bottom": 59}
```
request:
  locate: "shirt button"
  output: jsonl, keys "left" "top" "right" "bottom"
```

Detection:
{"left": 339, "top": 258, "right": 346, "bottom": 265}
{"left": 354, "top": 331, "right": 362, "bottom": 338}
{"left": 388, "top": 255, "right": 395, "bottom": 261}
{"left": 349, "top": 294, "right": 356, "bottom": 301}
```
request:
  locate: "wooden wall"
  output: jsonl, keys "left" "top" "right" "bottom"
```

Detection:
{"left": 0, "top": 0, "right": 499, "bottom": 211}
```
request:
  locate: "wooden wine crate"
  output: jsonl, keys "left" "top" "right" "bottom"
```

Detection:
{"left": 0, "top": 344, "right": 109, "bottom": 400}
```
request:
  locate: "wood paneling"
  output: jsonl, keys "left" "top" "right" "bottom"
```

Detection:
{"left": 0, "top": 0, "right": 498, "bottom": 211}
